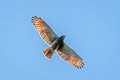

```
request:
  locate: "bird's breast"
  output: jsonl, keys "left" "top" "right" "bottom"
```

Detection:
{"left": 50, "top": 38, "right": 64, "bottom": 50}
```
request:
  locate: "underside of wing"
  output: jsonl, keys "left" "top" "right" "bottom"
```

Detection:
{"left": 32, "top": 16, "right": 58, "bottom": 45}
{"left": 57, "top": 43, "right": 84, "bottom": 68}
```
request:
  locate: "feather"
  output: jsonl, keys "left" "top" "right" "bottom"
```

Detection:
{"left": 57, "top": 43, "right": 84, "bottom": 68}
{"left": 31, "top": 16, "right": 58, "bottom": 45}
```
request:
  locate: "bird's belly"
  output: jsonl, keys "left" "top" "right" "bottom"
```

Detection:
{"left": 50, "top": 39, "right": 63, "bottom": 50}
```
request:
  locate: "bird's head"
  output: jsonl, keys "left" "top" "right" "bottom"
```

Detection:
{"left": 60, "top": 35, "right": 66, "bottom": 40}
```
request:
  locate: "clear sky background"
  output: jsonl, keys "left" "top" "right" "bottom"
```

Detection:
{"left": 0, "top": 0, "right": 120, "bottom": 80}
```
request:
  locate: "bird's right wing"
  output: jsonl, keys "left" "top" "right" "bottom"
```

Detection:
{"left": 57, "top": 43, "right": 84, "bottom": 68}
{"left": 32, "top": 16, "right": 58, "bottom": 45}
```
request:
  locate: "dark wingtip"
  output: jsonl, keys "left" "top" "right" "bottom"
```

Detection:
{"left": 31, "top": 16, "right": 38, "bottom": 19}
{"left": 31, "top": 16, "right": 38, "bottom": 24}
{"left": 81, "top": 65, "right": 84, "bottom": 68}
{"left": 76, "top": 64, "right": 84, "bottom": 69}
{"left": 31, "top": 16, "right": 42, "bottom": 20}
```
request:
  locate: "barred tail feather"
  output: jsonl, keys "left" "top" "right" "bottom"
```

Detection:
{"left": 43, "top": 48, "right": 54, "bottom": 59}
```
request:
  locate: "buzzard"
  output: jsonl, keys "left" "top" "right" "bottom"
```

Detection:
{"left": 31, "top": 16, "right": 84, "bottom": 68}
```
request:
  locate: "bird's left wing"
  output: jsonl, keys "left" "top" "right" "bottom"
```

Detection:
{"left": 32, "top": 16, "right": 58, "bottom": 45}
{"left": 56, "top": 43, "right": 84, "bottom": 68}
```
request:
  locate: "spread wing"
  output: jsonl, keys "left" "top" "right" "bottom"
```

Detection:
{"left": 32, "top": 16, "right": 58, "bottom": 45}
{"left": 57, "top": 43, "right": 84, "bottom": 68}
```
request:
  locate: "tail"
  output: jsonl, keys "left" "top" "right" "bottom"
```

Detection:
{"left": 43, "top": 47, "right": 54, "bottom": 59}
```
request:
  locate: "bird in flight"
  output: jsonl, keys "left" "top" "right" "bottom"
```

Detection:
{"left": 31, "top": 16, "right": 84, "bottom": 68}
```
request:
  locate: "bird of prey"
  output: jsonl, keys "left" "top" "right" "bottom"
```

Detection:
{"left": 31, "top": 16, "right": 84, "bottom": 68}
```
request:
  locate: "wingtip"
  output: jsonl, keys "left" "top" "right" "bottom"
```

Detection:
{"left": 83, "top": 62, "right": 85, "bottom": 65}
{"left": 31, "top": 16, "right": 43, "bottom": 25}
{"left": 31, "top": 16, "right": 42, "bottom": 20}
{"left": 77, "top": 66, "right": 84, "bottom": 69}
{"left": 76, "top": 62, "right": 84, "bottom": 69}
{"left": 31, "top": 16, "right": 38, "bottom": 20}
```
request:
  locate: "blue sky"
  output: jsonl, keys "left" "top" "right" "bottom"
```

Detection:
{"left": 0, "top": 0, "right": 120, "bottom": 80}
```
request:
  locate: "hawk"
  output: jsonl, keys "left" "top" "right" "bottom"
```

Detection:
{"left": 31, "top": 16, "right": 84, "bottom": 68}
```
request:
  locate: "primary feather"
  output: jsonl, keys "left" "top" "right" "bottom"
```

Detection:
{"left": 57, "top": 43, "right": 84, "bottom": 68}
{"left": 32, "top": 16, "right": 58, "bottom": 44}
